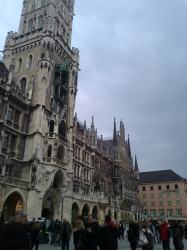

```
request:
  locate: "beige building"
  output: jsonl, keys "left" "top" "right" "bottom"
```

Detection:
{"left": 0, "top": 0, "right": 142, "bottom": 224}
{"left": 139, "top": 170, "right": 187, "bottom": 221}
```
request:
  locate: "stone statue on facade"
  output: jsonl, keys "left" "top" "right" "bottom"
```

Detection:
{"left": 3, "top": 150, "right": 12, "bottom": 183}
{"left": 30, "top": 164, "right": 37, "bottom": 188}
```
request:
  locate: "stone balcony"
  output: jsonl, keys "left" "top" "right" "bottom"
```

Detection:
{"left": 45, "top": 132, "right": 68, "bottom": 145}
{"left": 0, "top": 175, "right": 29, "bottom": 188}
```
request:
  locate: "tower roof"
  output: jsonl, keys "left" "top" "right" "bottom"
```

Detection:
{"left": 134, "top": 155, "right": 139, "bottom": 172}
{"left": 127, "top": 135, "right": 132, "bottom": 159}
{"left": 113, "top": 118, "right": 117, "bottom": 147}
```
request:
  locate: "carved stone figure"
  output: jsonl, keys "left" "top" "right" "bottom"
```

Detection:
{"left": 30, "top": 164, "right": 37, "bottom": 188}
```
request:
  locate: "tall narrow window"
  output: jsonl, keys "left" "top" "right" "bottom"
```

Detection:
{"left": 18, "top": 58, "right": 22, "bottom": 71}
{"left": 38, "top": 16, "right": 43, "bottom": 29}
{"left": 31, "top": 2, "right": 36, "bottom": 11}
{"left": 47, "top": 145, "right": 52, "bottom": 158}
{"left": 20, "top": 77, "right": 27, "bottom": 92}
{"left": 28, "top": 20, "right": 33, "bottom": 32}
{"left": 28, "top": 55, "right": 33, "bottom": 68}
{"left": 7, "top": 106, "right": 14, "bottom": 121}
{"left": 2, "top": 132, "right": 10, "bottom": 148}
{"left": 41, "top": 0, "right": 46, "bottom": 7}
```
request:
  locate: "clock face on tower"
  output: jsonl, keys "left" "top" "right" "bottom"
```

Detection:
{"left": 59, "top": 1, "right": 67, "bottom": 18}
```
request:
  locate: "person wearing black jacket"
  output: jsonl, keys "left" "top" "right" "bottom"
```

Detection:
{"left": 127, "top": 220, "right": 139, "bottom": 250}
{"left": 0, "top": 211, "right": 29, "bottom": 250}
{"left": 98, "top": 215, "right": 118, "bottom": 250}
{"left": 73, "top": 219, "right": 87, "bottom": 250}
{"left": 30, "top": 221, "right": 40, "bottom": 250}
{"left": 85, "top": 215, "right": 100, "bottom": 250}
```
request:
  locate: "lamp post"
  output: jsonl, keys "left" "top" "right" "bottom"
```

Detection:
{"left": 61, "top": 187, "right": 67, "bottom": 222}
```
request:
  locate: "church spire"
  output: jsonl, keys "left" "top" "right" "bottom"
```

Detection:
{"left": 127, "top": 134, "right": 132, "bottom": 159}
{"left": 134, "top": 155, "right": 139, "bottom": 172}
{"left": 113, "top": 118, "right": 117, "bottom": 147}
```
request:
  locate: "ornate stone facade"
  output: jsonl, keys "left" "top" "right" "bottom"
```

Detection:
{"left": 0, "top": 0, "right": 142, "bottom": 224}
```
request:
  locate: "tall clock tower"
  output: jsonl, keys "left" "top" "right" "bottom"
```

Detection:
{"left": 1, "top": 0, "right": 79, "bottom": 221}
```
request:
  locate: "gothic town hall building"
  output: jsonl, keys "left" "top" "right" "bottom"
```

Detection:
{"left": 0, "top": 0, "right": 142, "bottom": 224}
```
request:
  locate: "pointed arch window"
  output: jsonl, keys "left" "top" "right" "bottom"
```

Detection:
{"left": 18, "top": 58, "right": 22, "bottom": 71}
{"left": 57, "top": 145, "right": 64, "bottom": 161}
{"left": 47, "top": 145, "right": 52, "bottom": 158}
{"left": 20, "top": 77, "right": 27, "bottom": 92}
{"left": 38, "top": 16, "right": 43, "bottom": 29}
{"left": 41, "top": 0, "right": 46, "bottom": 7}
{"left": 31, "top": 2, "right": 36, "bottom": 11}
{"left": 28, "top": 55, "right": 33, "bottom": 68}
{"left": 28, "top": 20, "right": 33, "bottom": 32}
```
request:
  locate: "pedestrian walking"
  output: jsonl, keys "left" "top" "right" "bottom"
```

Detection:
{"left": 85, "top": 215, "right": 100, "bottom": 250}
{"left": 98, "top": 215, "right": 118, "bottom": 250}
{"left": 0, "top": 211, "right": 29, "bottom": 250}
{"left": 60, "top": 218, "right": 72, "bottom": 250}
{"left": 73, "top": 219, "right": 87, "bottom": 250}
{"left": 160, "top": 219, "right": 171, "bottom": 250}
{"left": 172, "top": 221, "right": 184, "bottom": 250}
{"left": 127, "top": 220, "right": 139, "bottom": 250}
{"left": 30, "top": 221, "right": 40, "bottom": 250}
{"left": 140, "top": 221, "right": 154, "bottom": 250}
{"left": 119, "top": 221, "right": 125, "bottom": 241}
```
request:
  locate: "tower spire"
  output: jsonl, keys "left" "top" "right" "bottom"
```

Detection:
{"left": 127, "top": 134, "right": 132, "bottom": 159}
{"left": 134, "top": 155, "right": 139, "bottom": 172}
{"left": 113, "top": 118, "right": 117, "bottom": 147}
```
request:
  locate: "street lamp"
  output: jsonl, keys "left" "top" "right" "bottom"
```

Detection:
{"left": 61, "top": 187, "right": 67, "bottom": 222}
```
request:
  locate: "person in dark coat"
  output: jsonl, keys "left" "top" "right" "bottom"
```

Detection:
{"left": 30, "top": 221, "right": 40, "bottom": 250}
{"left": 85, "top": 215, "right": 100, "bottom": 250}
{"left": 172, "top": 221, "right": 184, "bottom": 250}
{"left": 98, "top": 215, "right": 118, "bottom": 250}
{"left": 0, "top": 211, "right": 29, "bottom": 250}
{"left": 60, "top": 218, "right": 72, "bottom": 250}
{"left": 119, "top": 221, "right": 125, "bottom": 241}
{"left": 73, "top": 219, "right": 87, "bottom": 250}
{"left": 140, "top": 221, "right": 154, "bottom": 250}
{"left": 127, "top": 220, "right": 139, "bottom": 250}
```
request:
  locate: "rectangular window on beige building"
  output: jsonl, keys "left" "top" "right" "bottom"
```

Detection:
{"left": 143, "top": 202, "right": 147, "bottom": 207}
{"left": 150, "top": 186, "right": 153, "bottom": 191}
{"left": 143, "top": 194, "right": 146, "bottom": 199}
{"left": 175, "top": 192, "right": 179, "bottom": 198}
{"left": 167, "top": 192, "right": 171, "bottom": 198}
{"left": 150, "top": 210, "right": 156, "bottom": 216}
{"left": 176, "top": 200, "right": 180, "bottom": 206}
{"left": 166, "top": 185, "right": 170, "bottom": 189}
{"left": 167, "top": 209, "right": 173, "bottom": 216}
{"left": 176, "top": 209, "right": 182, "bottom": 216}
{"left": 159, "top": 209, "right": 164, "bottom": 216}
{"left": 158, "top": 185, "right": 161, "bottom": 190}
{"left": 150, "top": 194, "right": 154, "bottom": 199}
{"left": 158, "top": 193, "right": 162, "bottom": 198}
{"left": 151, "top": 201, "right": 155, "bottom": 206}
{"left": 159, "top": 201, "right": 163, "bottom": 206}
{"left": 175, "top": 184, "right": 178, "bottom": 189}
{"left": 168, "top": 201, "right": 171, "bottom": 206}
{"left": 142, "top": 186, "right": 146, "bottom": 191}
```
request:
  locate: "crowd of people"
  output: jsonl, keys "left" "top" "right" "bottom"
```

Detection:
{"left": 0, "top": 211, "right": 186, "bottom": 250}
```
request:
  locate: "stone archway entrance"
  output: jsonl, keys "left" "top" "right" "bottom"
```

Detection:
{"left": 72, "top": 202, "right": 79, "bottom": 225}
{"left": 41, "top": 197, "right": 53, "bottom": 220}
{"left": 2, "top": 192, "right": 24, "bottom": 222}
{"left": 92, "top": 205, "right": 98, "bottom": 221}
{"left": 82, "top": 204, "right": 89, "bottom": 224}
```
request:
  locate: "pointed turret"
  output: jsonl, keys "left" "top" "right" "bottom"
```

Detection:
{"left": 113, "top": 118, "right": 117, "bottom": 147}
{"left": 134, "top": 155, "right": 139, "bottom": 172}
{"left": 127, "top": 135, "right": 132, "bottom": 159}
{"left": 91, "top": 116, "right": 94, "bottom": 129}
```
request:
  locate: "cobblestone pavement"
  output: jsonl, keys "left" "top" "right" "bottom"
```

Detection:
{"left": 39, "top": 237, "right": 187, "bottom": 250}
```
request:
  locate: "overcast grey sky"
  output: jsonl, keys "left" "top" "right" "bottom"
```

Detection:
{"left": 0, "top": 0, "right": 187, "bottom": 177}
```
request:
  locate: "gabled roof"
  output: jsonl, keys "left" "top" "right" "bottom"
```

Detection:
{"left": 139, "top": 169, "right": 184, "bottom": 183}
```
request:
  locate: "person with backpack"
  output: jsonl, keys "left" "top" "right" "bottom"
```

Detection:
{"left": 140, "top": 221, "right": 154, "bottom": 250}
{"left": 160, "top": 219, "right": 171, "bottom": 250}
{"left": 73, "top": 219, "right": 87, "bottom": 250}
{"left": 127, "top": 220, "right": 139, "bottom": 250}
